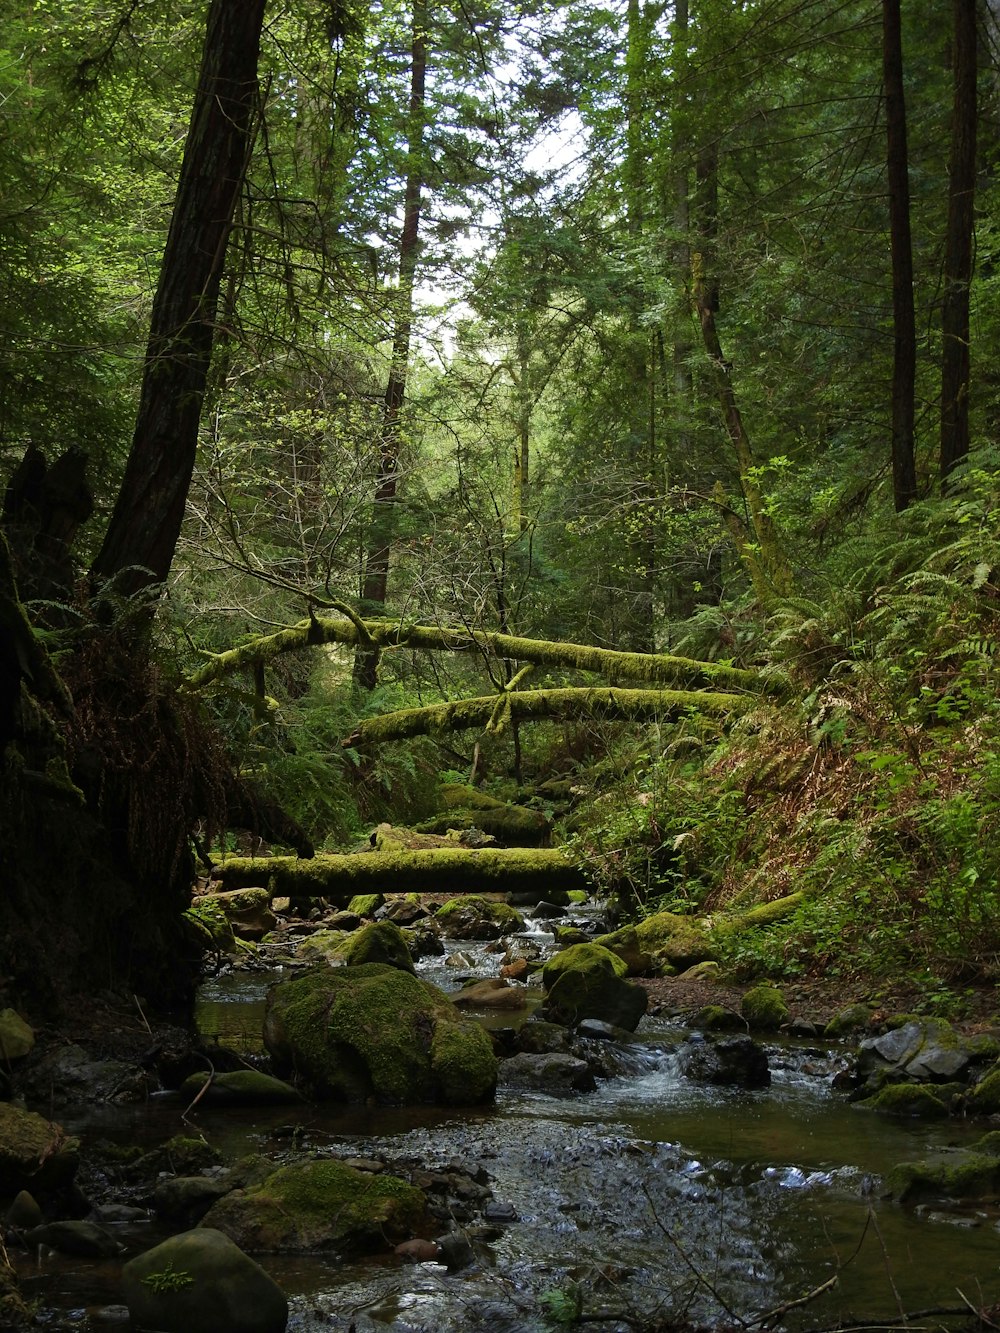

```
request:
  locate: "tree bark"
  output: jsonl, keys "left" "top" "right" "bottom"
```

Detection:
{"left": 91, "top": 0, "right": 264, "bottom": 596}
{"left": 354, "top": 0, "right": 427, "bottom": 688}
{"left": 882, "top": 0, "right": 919, "bottom": 512}
{"left": 940, "top": 0, "right": 977, "bottom": 485}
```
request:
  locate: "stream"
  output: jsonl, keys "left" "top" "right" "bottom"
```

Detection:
{"left": 16, "top": 918, "right": 1000, "bottom": 1332}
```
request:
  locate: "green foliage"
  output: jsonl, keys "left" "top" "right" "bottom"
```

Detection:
{"left": 141, "top": 1263, "right": 194, "bottom": 1293}
{"left": 539, "top": 1281, "right": 583, "bottom": 1327}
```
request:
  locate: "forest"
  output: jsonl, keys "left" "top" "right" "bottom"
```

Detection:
{"left": 3, "top": 0, "right": 997, "bottom": 1015}
{"left": 7, "top": 0, "right": 1000, "bottom": 1329}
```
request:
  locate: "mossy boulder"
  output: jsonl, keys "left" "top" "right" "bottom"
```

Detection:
{"left": 965, "top": 1064, "right": 1000, "bottom": 1115}
{"left": 855, "top": 1019, "right": 977, "bottom": 1095}
{"left": 540, "top": 943, "right": 647, "bottom": 1032}
{"left": 183, "top": 900, "right": 238, "bottom": 955}
{"left": 295, "top": 929, "right": 351, "bottom": 965}
{"left": 340, "top": 920, "right": 415, "bottom": 973}
{"left": 122, "top": 1227, "right": 288, "bottom": 1333}
{"left": 887, "top": 1152, "right": 1000, "bottom": 1204}
{"left": 198, "top": 888, "right": 276, "bottom": 941}
{"left": 691, "top": 1005, "right": 745, "bottom": 1032}
{"left": 740, "top": 984, "right": 788, "bottom": 1031}
{"left": 0, "top": 1009, "right": 34, "bottom": 1061}
{"left": 592, "top": 926, "right": 653, "bottom": 976}
{"left": 823, "top": 1003, "right": 873, "bottom": 1039}
{"left": 263, "top": 963, "right": 496, "bottom": 1104}
{"left": 178, "top": 1071, "right": 304, "bottom": 1107}
{"left": 860, "top": 1083, "right": 950, "bottom": 1119}
{"left": 553, "top": 925, "right": 589, "bottom": 947}
{"left": 633, "top": 912, "right": 716, "bottom": 971}
{"left": 347, "top": 893, "right": 385, "bottom": 918}
{"left": 435, "top": 894, "right": 526, "bottom": 940}
{"left": 0, "top": 1104, "right": 79, "bottom": 1195}
{"left": 201, "top": 1158, "right": 428, "bottom": 1255}
{"left": 417, "top": 784, "right": 551, "bottom": 846}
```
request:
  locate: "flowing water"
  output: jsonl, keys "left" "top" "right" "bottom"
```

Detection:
{"left": 17, "top": 926, "right": 1000, "bottom": 1332}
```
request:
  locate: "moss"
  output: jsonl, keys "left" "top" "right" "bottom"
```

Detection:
{"left": 566, "top": 889, "right": 589, "bottom": 905}
{"left": 201, "top": 1157, "right": 428, "bottom": 1253}
{"left": 179, "top": 1071, "right": 304, "bottom": 1106}
{"left": 435, "top": 895, "right": 525, "bottom": 931}
{"left": 860, "top": 1083, "right": 949, "bottom": 1119}
{"left": 966, "top": 1065, "right": 1000, "bottom": 1115}
{"left": 296, "top": 929, "right": 351, "bottom": 964}
{"left": 213, "top": 848, "right": 585, "bottom": 899}
{"left": 823, "top": 1003, "right": 873, "bottom": 1039}
{"left": 971, "top": 1131, "right": 1000, "bottom": 1157}
{"left": 553, "top": 926, "right": 589, "bottom": 946}
{"left": 0, "top": 1104, "right": 79, "bottom": 1194}
{"left": 691, "top": 1005, "right": 745, "bottom": 1032}
{"left": 340, "top": 921, "right": 415, "bottom": 973}
{"left": 541, "top": 943, "right": 628, "bottom": 990}
{"left": 887, "top": 1152, "right": 1000, "bottom": 1204}
{"left": 429, "top": 1022, "right": 497, "bottom": 1104}
{"left": 633, "top": 912, "right": 716, "bottom": 970}
{"left": 182, "top": 901, "right": 237, "bottom": 954}
{"left": 740, "top": 984, "right": 788, "bottom": 1031}
{"left": 264, "top": 963, "right": 495, "bottom": 1104}
{"left": 347, "top": 893, "right": 384, "bottom": 918}
{"left": 725, "top": 893, "right": 804, "bottom": 930}
{"left": 593, "top": 926, "right": 653, "bottom": 975}
{"left": 417, "top": 805, "right": 550, "bottom": 844}
{"left": 967, "top": 1034, "right": 1000, "bottom": 1061}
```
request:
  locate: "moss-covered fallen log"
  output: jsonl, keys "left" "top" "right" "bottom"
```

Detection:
{"left": 341, "top": 685, "right": 753, "bottom": 748}
{"left": 210, "top": 847, "right": 586, "bottom": 903}
{"left": 184, "top": 613, "right": 770, "bottom": 694}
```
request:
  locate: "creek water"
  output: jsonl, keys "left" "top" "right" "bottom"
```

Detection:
{"left": 18, "top": 926, "right": 1000, "bottom": 1333}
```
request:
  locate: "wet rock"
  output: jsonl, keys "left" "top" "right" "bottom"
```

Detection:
{"left": 436, "top": 1229, "right": 475, "bottom": 1270}
{"left": 4, "top": 1190, "right": 41, "bottom": 1230}
{"left": 859, "top": 1083, "right": 950, "bottom": 1118}
{"left": 852, "top": 1019, "right": 984, "bottom": 1098}
{"left": 887, "top": 1152, "right": 1000, "bottom": 1205}
{"left": 541, "top": 943, "right": 648, "bottom": 1032}
{"left": 446, "top": 951, "right": 476, "bottom": 969}
{"left": 528, "top": 901, "right": 567, "bottom": 919}
{"left": 381, "top": 899, "right": 429, "bottom": 926}
{"left": 497, "top": 1052, "right": 597, "bottom": 1095}
{"left": 435, "top": 895, "right": 526, "bottom": 940}
{"left": 500, "top": 958, "right": 530, "bottom": 982}
{"left": 680, "top": 1035, "right": 770, "bottom": 1089}
{"left": 484, "top": 1200, "right": 519, "bottom": 1222}
{"left": 341, "top": 920, "right": 417, "bottom": 973}
{"left": 122, "top": 1227, "right": 288, "bottom": 1333}
{"left": 402, "top": 924, "right": 444, "bottom": 959}
{"left": 264, "top": 963, "right": 497, "bottom": 1104}
{"left": 395, "top": 1237, "right": 440, "bottom": 1262}
{"left": 452, "top": 979, "right": 529, "bottom": 1011}
{"left": 179, "top": 1070, "right": 304, "bottom": 1107}
{"left": 201, "top": 1158, "right": 428, "bottom": 1255}
{"left": 690, "top": 1005, "right": 745, "bottom": 1032}
{"left": 576, "top": 1019, "right": 623, "bottom": 1041}
{"left": 16, "top": 1043, "right": 151, "bottom": 1106}
{"left": 90, "top": 1306, "right": 131, "bottom": 1327}
{"left": 0, "top": 1104, "right": 78, "bottom": 1194}
{"left": 154, "top": 1175, "right": 233, "bottom": 1225}
{"left": 91, "top": 1203, "right": 150, "bottom": 1223}
{"left": 325, "top": 911, "right": 362, "bottom": 931}
{"left": 26, "top": 1220, "right": 121, "bottom": 1258}
{"left": 515, "top": 1019, "right": 572, "bottom": 1056}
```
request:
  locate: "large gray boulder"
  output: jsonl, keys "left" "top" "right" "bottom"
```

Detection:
{"left": 122, "top": 1228, "right": 288, "bottom": 1333}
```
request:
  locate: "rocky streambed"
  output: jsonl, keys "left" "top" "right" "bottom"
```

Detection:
{"left": 6, "top": 893, "right": 1000, "bottom": 1332}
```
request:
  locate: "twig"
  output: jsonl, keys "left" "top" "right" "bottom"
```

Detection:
{"left": 956, "top": 1288, "right": 999, "bottom": 1330}
{"left": 181, "top": 1055, "right": 216, "bottom": 1125}
{"left": 752, "top": 1274, "right": 838, "bottom": 1327}
{"left": 641, "top": 1182, "right": 747, "bottom": 1328}
{"left": 133, "top": 993, "right": 153, "bottom": 1037}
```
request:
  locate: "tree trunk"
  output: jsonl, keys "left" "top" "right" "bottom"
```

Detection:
{"left": 940, "top": 0, "right": 977, "bottom": 485}
{"left": 91, "top": 0, "right": 265, "bottom": 596}
{"left": 882, "top": 0, "right": 919, "bottom": 512}
{"left": 354, "top": 0, "right": 427, "bottom": 688}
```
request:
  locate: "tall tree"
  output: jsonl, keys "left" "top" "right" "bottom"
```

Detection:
{"left": 940, "top": 0, "right": 978, "bottom": 484}
{"left": 882, "top": 0, "right": 919, "bottom": 512}
{"left": 91, "top": 0, "right": 265, "bottom": 597}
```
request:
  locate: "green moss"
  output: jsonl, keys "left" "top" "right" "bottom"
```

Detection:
{"left": 341, "top": 921, "right": 415, "bottom": 973}
{"left": 823, "top": 1004, "right": 873, "bottom": 1039}
{"left": 553, "top": 926, "right": 589, "bottom": 946}
{"left": 435, "top": 895, "right": 525, "bottom": 930}
{"left": 970, "top": 1131, "right": 1000, "bottom": 1157}
{"left": 202, "top": 1157, "right": 428, "bottom": 1253}
{"left": 740, "top": 984, "right": 789, "bottom": 1031}
{"left": 566, "top": 890, "right": 589, "bottom": 905}
{"left": 429, "top": 1022, "right": 497, "bottom": 1104}
{"left": 593, "top": 926, "right": 653, "bottom": 976}
{"left": 264, "top": 963, "right": 494, "bottom": 1104}
{"left": 182, "top": 901, "right": 237, "bottom": 954}
{"left": 888, "top": 1152, "right": 1000, "bottom": 1203}
{"left": 860, "top": 1083, "right": 949, "bottom": 1119}
{"left": 541, "top": 943, "right": 628, "bottom": 990}
{"left": 966, "top": 1065, "right": 1000, "bottom": 1115}
{"left": 296, "top": 929, "right": 351, "bottom": 964}
{"left": 347, "top": 893, "right": 385, "bottom": 918}
{"left": 179, "top": 1071, "right": 304, "bottom": 1106}
{"left": 634, "top": 912, "right": 716, "bottom": 970}
{"left": 691, "top": 1005, "right": 745, "bottom": 1032}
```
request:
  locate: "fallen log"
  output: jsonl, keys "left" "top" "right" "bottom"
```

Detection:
{"left": 341, "top": 685, "right": 753, "bottom": 748}
{"left": 210, "top": 846, "right": 587, "bottom": 905}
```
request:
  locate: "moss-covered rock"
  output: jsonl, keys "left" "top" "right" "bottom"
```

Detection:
{"left": 179, "top": 1071, "right": 304, "bottom": 1107}
{"left": 966, "top": 1064, "right": 1000, "bottom": 1115}
{"left": 740, "top": 984, "right": 788, "bottom": 1031}
{"left": 415, "top": 785, "right": 552, "bottom": 847}
{"left": 679, "top": 961, "right": 721, "bottom": 983}
{"left": 887, "top": 1152, "right": 1000, "bottom": 1204}
{"left": 633, "top": 912, "right": 716, "bottom": 971}
{"left": 122, "top": 1227, "right": 288, "bottom": 1333}
{"left": 295, "top": 929, "right": 351, "bottom": 965}
{"left": 593, "top": 926, "right": 653, "bottom": 976}
{"left": 540, "top": 943, "right": 647, "bottom": 1032}
{"left": 823, "top": 1003, "right": 873, "bottom": 1039}
{"left": 347, "top": 893, "right": 385, "bottom": 918}
{"left": 263, "top": 963, "right": 496, "bottom": 1104}
{"left": 860, "top": 1083, "right": 950, "bottom": 1118}
{"left": 0, "top": 1104, "right": 79, "bottom": 1195}
{"left": 435, "top": 894, "right": 525, "bottom": 940}
{"left": 201, "top": 1158, "right": 428, "bottom": 1254}
{"left": 553, "top": 925, "right": 589, "bottom": 947}
{"left": 971, "top": 1131, "right": 1000, "bottom": 1157}
{"left": 566, "top": 889, "right": 589, "bottom": 905}
{"left": 0, "top": 1009, "right": 34, "bottom": 1061}
{"left": 340, "top": 920, "right": 415, "bottom": 973}
{"left": 183, "top": 900, "right": 238, "bottom": 955}
{"left": 198, "top": 888, "right": 276, "bottom": 941}
{"left": 691, "top": 1005, "right": 745, "bottom": 1032}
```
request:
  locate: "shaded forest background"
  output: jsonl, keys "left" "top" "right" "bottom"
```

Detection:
{"left": 3, "top": 0, "right": 1000, "bottom": 1018}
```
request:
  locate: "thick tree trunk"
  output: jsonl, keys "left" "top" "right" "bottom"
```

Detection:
{"left": 882, "top": 0, "right": 919, "bottom": 512}
{"left": 354, "top": 0, "right": 427, "bottom": 688}
{"left": 940, "top": 0, "right": 977, "bottom": 485}
{"left": 91, "top": 0, "right": 264, "bottom": 596}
